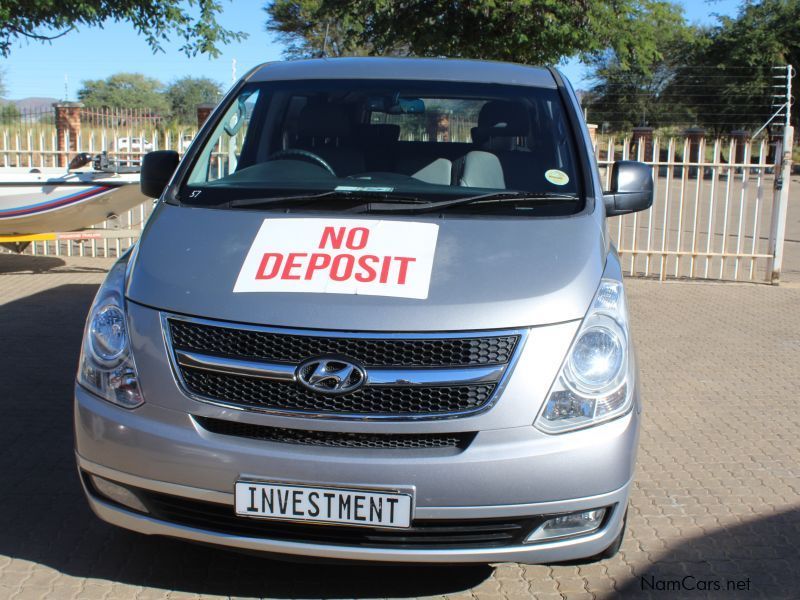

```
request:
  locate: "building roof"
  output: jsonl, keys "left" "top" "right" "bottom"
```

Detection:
{"left": 247, "top": 57, "right": 557, "bottom": 88}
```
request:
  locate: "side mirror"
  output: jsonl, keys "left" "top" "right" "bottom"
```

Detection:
{"left": 603, "top": 160, "right": 653, "bottom": 216}
{"left": 141, "top": 150, "right": 179, "bottom": 199}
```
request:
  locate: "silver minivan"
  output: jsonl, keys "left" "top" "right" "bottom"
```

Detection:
{"left": 75, "top": 58, "right": 652, "bottom": 564}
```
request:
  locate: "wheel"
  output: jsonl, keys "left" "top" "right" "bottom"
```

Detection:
{"left": 593, "top": 506, "right": 627, "bottom": 560}
{"left": 268, "top": 149, "right": 336, "bottom": 176}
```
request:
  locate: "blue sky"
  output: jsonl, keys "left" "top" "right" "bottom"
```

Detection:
{"left": 1, "top": 0, "right": 743, "bottom": 100}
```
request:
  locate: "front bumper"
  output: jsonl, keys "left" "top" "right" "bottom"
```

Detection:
{"left": 75, "top": 384, "right": 639, "bottom": 564}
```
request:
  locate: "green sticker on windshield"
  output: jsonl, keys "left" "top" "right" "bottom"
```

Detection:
{"left": 545, "top": 169, "right": 569, "bottom": 186}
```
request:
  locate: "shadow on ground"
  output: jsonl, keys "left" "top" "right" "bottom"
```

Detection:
{"left": 618, "top": 509, "right": 800, "bottom": 598}
{"left": 0, "top": 284, "right": 492, "bottom": 598}
{"left": 0, "top": 253, "right": 109, "bottom": 275}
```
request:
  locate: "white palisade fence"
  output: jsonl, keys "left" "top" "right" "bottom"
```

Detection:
{"left": 597, "top": 133, "right": 792, "bottom": 283}
{"left": 1, "top": 127, "right": 794, "bottom": 282}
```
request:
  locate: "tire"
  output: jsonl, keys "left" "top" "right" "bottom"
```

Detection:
{"left": 593, "top": 507, "right": 628, "bottom": 560}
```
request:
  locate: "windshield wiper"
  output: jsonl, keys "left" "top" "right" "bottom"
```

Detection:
{"left": 351, "top": 191, "right": 580, "bottom": 214}
{"left": 229, "top": 190, "right": 424, "bottom": 209}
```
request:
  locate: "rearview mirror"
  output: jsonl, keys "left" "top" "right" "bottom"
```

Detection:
{"left": 603, "top": 161, "right": 653, "bottom": 216}
{"left": 141, "top": 150, "right": 179, "bottom": 199}
{"left": 367, "top": 95, "right": 425, "bottom": 114}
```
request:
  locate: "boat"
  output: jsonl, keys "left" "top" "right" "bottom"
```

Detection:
{"left": 0, "top": 153, "right": 145, "bottom": 239}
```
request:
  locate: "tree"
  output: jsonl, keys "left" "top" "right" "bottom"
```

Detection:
{"left": 583, "top": 2, "right": 696, "bottom": 132}
{"left": 0, "top": 0, "right": 246, "bottom": 58}
{"left": 266, "top": 0, "right": 689, "bottom": 66}
{"left": 166, "top": 77, "right": 223, "bottom": 124}
{"left": 670, "top": 0, "right": 800, "bottom": 135}
{"left": 0, "top": 103, "right": 20, "bottom": 125}
{"left": 78, "top": 73, "right": 170, "bottom": 113}
{"left": 267, "top": 0, "right": 368, "bottom": 58}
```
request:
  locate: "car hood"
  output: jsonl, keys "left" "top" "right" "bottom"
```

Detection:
{"left": 126, "top": 204, "right": 606, "bottom": 331}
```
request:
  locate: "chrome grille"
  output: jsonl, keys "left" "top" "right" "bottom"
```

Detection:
{"left": 164, "top": 315, "right": 525, "bottom": 419}
{"left": 183, "top": 367, "right": 495, "bottom": 414}
{"left": 169, "top": 319, "right": 518, "bottom": 367}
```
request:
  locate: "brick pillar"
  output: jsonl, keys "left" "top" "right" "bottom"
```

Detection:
{"left": 684, "top": 127, "right": 706, "bottom": 178}
{"left": 729, "top": 130, "right": 750, "bottom": 164}
{"left": 684, "top": 127, "right": 706, "bottom": 162}
{"left": 197, "top": 103, "right": 216, "bottom": 129}
{"left": 586, "top": 124, "right": 598, "bottom": 150}
{"left": 53, "top": 102, "right": 83, "bottom": 168}
{"left": 631, "top": 126, "right": 654, "bottom": 160}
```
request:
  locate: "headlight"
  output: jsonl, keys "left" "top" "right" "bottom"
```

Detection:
{"left": 88, "top": 305, "right": 127, "bottom": 364}
{"left": 535, "top": 278, "right": 633, "bottom": 434}
{"left": 77, "top": 253, "right": 144, "bottom": 409}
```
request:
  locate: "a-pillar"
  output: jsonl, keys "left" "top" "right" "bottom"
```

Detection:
{"left": 586, "top": 123, "right": 598, "bottom": 150}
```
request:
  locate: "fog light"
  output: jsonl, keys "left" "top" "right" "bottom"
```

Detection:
{"left": 526, "top": 508, "right": 606, "bottom": 543}
{"left": 90, "top": 475, "right": 148, "bottom": 514}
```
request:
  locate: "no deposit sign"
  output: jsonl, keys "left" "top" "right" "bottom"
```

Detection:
{"left": 233, "top": 218, "right": 439, "bottom": 299}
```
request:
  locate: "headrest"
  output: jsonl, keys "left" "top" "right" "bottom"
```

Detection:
{"left": 471, "top": 101, "right": 530, "bottom": 144}
{"left": 297, "top": 104, "right": 352, "bottom": 138}
{"left": 358, "top": 123, "right": 400, "bottom": 144}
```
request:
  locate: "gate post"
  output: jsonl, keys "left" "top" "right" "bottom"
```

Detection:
{"left": 767, "top": 126, "right": 794, "bottom": 283}
{"left": 53, "top": 102, "right": 83, "bottom": 168}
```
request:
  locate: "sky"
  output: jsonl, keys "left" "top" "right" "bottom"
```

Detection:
{"left": 1, "top": 0, "right": 744, "bottom": 100}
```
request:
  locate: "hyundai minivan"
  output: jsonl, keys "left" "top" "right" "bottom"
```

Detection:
{"left": 75, "top": 58, "right": 652, "bottom": 564}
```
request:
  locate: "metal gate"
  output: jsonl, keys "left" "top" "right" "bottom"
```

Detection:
{"left": 599, "top": 64, "right": 794, "bottom": 284}
{"left": 598, "top": 128, "right": 793, "bottom": 283}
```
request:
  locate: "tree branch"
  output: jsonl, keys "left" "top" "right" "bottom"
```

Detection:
{"left": 7, "top": 25, "right": 76, "bottom": 43}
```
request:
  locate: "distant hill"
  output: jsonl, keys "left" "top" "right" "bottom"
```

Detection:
{"left": 12, "top": 97, "right": 60, "bottom": 111}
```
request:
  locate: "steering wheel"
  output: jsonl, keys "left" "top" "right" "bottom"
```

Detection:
{"left": 268, "top": 149, "right": 336, "bottom": 176}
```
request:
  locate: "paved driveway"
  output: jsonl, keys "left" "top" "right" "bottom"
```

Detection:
{"left": 0, "top": 238, "right": 798, "bottom": 598}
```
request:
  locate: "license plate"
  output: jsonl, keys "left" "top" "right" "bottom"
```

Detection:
{"left": 234, "top": 481, "right": 413, "bottom": 528}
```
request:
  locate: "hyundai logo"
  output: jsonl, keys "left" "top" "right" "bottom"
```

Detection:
{"left": 295, "top": 356, "right": 367, "bottom": 395}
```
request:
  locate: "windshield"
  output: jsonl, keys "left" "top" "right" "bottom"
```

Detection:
{"left": 180, "top": 79, "right": 583, "bottom": 215}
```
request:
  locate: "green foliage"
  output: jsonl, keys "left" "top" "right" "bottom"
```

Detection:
{"left": 671, "top": 0, "right": 800, "bottom": 135}
{"left": 78, "top": 73, "right": 170, "bottom": 113}
{"left": 0, "top": 102, "right": 20, "bottom": 124}
{"left": 267, "top": 0, "right": 368, "bottom": 58}
{"left": 0, "top": 0, "right": 246, "bottom": 58}
{"left": 265, "top": 0, "right": 690, "bottom": 65}
{"left": 583, "top": 2, "right": 696, "bottom": 131}
{"left": 166, "top": 77, "right": 223, "bottom": 124}
{"left": 585, "top": 0, "right": 800, "bottom": 135}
